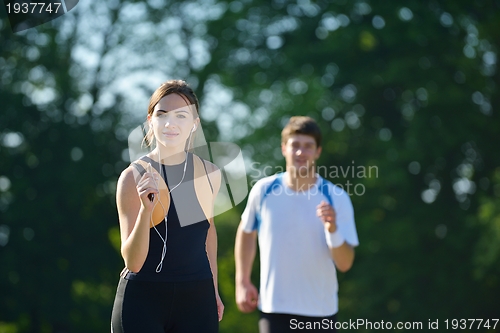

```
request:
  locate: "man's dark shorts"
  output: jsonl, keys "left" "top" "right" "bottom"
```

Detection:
{"left": 259, "top": 311, "right": 338, "bottom": 333}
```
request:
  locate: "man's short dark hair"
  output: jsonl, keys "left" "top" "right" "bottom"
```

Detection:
{"left": 281, "top": 116, "right": 322, "bottom": 148}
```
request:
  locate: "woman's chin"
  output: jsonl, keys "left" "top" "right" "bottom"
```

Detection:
{"left": 157, "top": 139, "right": 184, "bottom": 149}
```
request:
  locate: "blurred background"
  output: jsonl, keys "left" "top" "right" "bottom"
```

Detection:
{"left": 1, "top": 0, "right": 499, "bottom": 332}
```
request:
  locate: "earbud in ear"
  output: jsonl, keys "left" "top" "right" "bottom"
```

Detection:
{"left": 191, "top": 125, "right": 196, "bottom": 132}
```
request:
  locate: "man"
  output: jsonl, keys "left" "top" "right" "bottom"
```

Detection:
{"left": 235, "top": 116, "right": 359, "bottom": 332}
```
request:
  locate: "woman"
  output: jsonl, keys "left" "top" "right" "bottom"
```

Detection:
{"left": 111, "top": 80, "right": 224, "bottom": 333}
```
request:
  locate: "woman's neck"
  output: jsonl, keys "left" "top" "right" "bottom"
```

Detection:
{"left": 151, "top": 146, "right": 187, "bottom": 166}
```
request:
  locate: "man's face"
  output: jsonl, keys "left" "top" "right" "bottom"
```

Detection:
{"left": 282, "top": 134, "right": 322, "bottom": 176}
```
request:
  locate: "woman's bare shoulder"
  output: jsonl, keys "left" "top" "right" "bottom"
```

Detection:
{"left": 202, "top": 159, "right": 220, "bottom": 173}
{"left": 117, "top": 165, "right": 140, "bottom": 195}
{"left": 201, "top": 159, "right": 221, "bottom": 194}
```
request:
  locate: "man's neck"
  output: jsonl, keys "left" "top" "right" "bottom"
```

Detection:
{"left": 284, "top": 168, "right": 317, "bottom": 192}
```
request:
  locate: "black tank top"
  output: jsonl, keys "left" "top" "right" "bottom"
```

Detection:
{"left": 125, "top": 153, "right": 213, "bottom": 282}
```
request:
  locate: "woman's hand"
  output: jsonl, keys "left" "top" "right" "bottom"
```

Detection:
{"left": 216, "top": 292, "right": 224, "bottom": 321}
{"left": 135, "top": 163, "right": 159, "bottom": 211}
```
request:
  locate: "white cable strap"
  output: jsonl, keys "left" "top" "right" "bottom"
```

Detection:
{"left": 150, "top": 135, "right": 191, "bottom": 272}
{"left": 155, "top": 224, "right": 167, "bottom": 273}
{"left": 150, "top": 168, "right": 169, "bottom": 273}
{"left": 325, "top": 229, "right": 345, "bottom": 248}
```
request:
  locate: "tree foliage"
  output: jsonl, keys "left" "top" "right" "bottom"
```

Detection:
{"left": 199, "top": 1, "right": 500, "bottom": 331}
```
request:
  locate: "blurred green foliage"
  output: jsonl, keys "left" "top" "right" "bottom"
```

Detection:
{"left": 1, "top": 0, "right": 499, "bottom": 332}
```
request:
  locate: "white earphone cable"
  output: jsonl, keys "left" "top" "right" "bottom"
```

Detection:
{"left": 149, "top": 125, "right": 195, "bottom": 273}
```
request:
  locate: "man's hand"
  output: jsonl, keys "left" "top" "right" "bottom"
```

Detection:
{"left": 236, "top": 280, "right": 259, "bottom": 313}
{"left": 316, "top": 200, "right": 336, "bottom": 232}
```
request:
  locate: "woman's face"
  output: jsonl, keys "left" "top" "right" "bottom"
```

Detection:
{"left": 149, "top": 93, "right": 198, "bottom": 150}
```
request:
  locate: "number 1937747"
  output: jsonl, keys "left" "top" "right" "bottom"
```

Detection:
{"left": 444, "top": 319, "right": 498, "bottom": 330}
{"left": 6, "top": 2, "right": 62, "bottom": 14}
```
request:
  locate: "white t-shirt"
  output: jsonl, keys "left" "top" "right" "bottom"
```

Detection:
{"left": 241, "top": 172, "right": 359, "bottom": 317}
